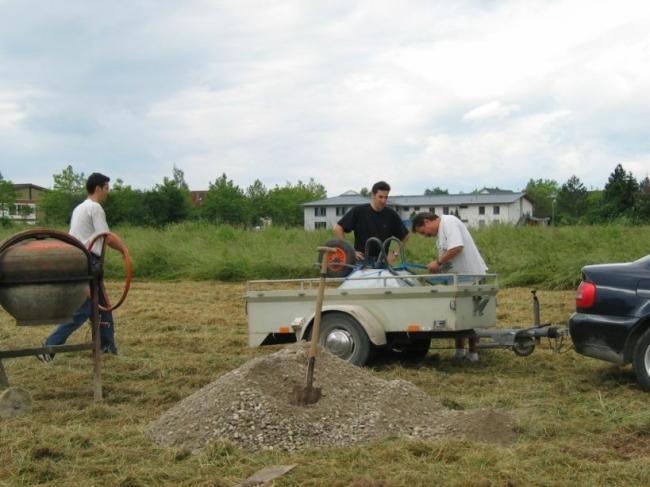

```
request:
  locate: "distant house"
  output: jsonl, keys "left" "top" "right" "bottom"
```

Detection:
{"left": 190, "top": 190, "right": 208, "bottom": 207}
{"left": 302, "top": 188, "right": 534, "bottom": 230}
{"left": 9, "top": 184, "right": 48, "bottom": 224}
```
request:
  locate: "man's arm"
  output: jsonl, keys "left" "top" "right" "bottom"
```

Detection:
{"left": 426, "top": 245, "right": 463, "bottom": 273}
{"left": 333, "top": 223, "right": 345, "bottom": 240}
{"left": 387, "top": 233, "right": 410, "bottom": 262}
{"left": 105, "top": 234, "right": 127, "bottom": 256}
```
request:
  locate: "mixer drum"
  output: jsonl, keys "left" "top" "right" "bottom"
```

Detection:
{"left": 0, "top": 238, "right": 90, "bottom": 325}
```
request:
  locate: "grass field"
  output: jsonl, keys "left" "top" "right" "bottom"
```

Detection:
{"left": 2, "top": 223, "right": 649, "bottom": 289}
{"left": 2, "top": 282, "right": 650, "bottom": 486}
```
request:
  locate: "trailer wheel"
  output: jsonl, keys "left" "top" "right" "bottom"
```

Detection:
{"left": 513, "top": 336, "right": 535, "bottom": 357}
{"left": 320, "top": 239, "right": 356, "bottom": 278}
{"left": 632, "top": 328, "right": 650, "bottom": 391}
{"left": 318, "top": 312, "right": 372, "bottom": 366}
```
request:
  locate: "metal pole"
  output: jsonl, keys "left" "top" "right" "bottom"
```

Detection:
{"left": 91, "top": 276, "right": 103, "bottom": 401}
{"left": 0, "top": 360, "right": 9, "bottom": 389}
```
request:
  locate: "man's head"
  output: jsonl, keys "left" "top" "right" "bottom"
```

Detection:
{"left": 86, "top": 173, "right": 110, "bottom": 203}
{"left": 412, "top": 212, "right": 440, "bottom": 237}
{"left": 370, "top": 181, "right": 391, "bottom": 211}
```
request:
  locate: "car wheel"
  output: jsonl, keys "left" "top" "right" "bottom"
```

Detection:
{"left": 317, "top": 312, "right": 372, "bottom": 366}
{"left": 632, "top": 328, "right": 650, "bottom": 391}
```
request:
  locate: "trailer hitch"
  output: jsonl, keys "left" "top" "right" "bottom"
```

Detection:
{"left": 474, "top": 290, "right": 568, "bottom": 356}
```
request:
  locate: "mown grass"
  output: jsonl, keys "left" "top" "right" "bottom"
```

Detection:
{"left": 2, "top": 283, "right": 650, "bottom": 486}
{"left": 1, "top": 223, "right": 648, "bottom": 290}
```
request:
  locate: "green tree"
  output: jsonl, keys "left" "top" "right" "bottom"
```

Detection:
{"left": 39, "top": 165, "right": 86, "bottom": 224}
{"left": 556, "top": 176, "right": 588, "bottom": 224}
{"left": 359, "top": 187, "right": 370, "bottom": 197}
{"left": 601, "top": 164, "right": 639, "bottom": 219}
{"left": 143, "top": 167, "right": 193, "bottom": 226}
{"left": 53, "top": 164, "right": 86, "bottom": 193}
{"left": 634, "top": 176, "right": 650, "bottom": 222}
{"left": 246, "top": 179, "right": 269, "bottom": 227}
{"left": 202, "top": 173, "right": 249, "bottom": 225}
{"left": 524, "top": 178, "right": 559, "bottom": 218}
{"left": 0, "top": 174, "right": 16, "bottom": 225}
{"left": 103, "top": 179, "right": 147, "bottom": 226}
{"left": 582, "top": 190, "right": 604, "bottom": 224}
{"left": 267, "top": 178, "right": 326, "bottom": 227}
{"left": 424, "top": 186, "right": 449, "bottom": 195}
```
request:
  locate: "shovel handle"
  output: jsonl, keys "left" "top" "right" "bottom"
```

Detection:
{"left": 308, "top": 247, "right": 337, "bottom": 360}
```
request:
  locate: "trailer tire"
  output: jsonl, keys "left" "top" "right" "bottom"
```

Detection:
{"left": 632, "top": 328, "right": 650, "bottom": 392}
{"left": 320, "top": 239, "right": 356, "bottom": 278}
{"left": 318, "top": 312, "right": 372, "bottom": 366}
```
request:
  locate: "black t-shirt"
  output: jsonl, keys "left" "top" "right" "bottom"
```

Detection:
{"left": 337, "top": 204, "right": 409, "bottom": 257}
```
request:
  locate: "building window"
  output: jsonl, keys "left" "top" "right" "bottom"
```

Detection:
{"left": 314, "top": 222, "right": 327, "bottom": 229}
{"left": 479, "top": 206, "right": 485, "bottom": 215}
{"left": 403, "top": 206, "right": 410, "bottom": 212}
{"left": 314, "top": 207, "right": 326, "bottom": 217}
{"left": 336, "top": 206, "right": 347, "bottom": 216}
{"left": 13, "top": 203, "right": 35, "bottom": 216}
{"left": 493, "top": 206, "right": 500, "bottom": 215}
{"left": 429, "top": 207, "right": 435, "bottom": 213}
{"left": 413, "top": 206, "right": 420, "bottom": 211}
{"left": 459, "top": 205, "right": 468, "bottom": 209}
{"left": 443, "top": 207, "right": 449, "bottom": 215}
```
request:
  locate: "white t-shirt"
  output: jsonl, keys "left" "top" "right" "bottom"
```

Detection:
{"left": 437, "top": 215, "right": 487, "bottom": 274}
{"left": 69, "top": 198, "right": 110, "bottom": 256}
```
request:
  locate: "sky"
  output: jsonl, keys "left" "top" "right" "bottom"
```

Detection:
{"left": 1, "top": 0, "right": 649, "bottom": 196}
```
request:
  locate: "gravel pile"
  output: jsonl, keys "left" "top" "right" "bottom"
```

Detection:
{"left": 147, "top": 343, "right": 516, "bottom": 452}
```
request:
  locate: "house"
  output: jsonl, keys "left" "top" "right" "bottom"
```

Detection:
{"left": 190, "top": 190, "right": 208, "bottom": 207}
{"left": 302, "top": 189, "right": 534, "bottom": 230}
{"left": 9, "top": 184, "right": 48, "bottom": 224}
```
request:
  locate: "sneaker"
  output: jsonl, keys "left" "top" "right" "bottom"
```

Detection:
{"left": 468, "top": 352, "right": 479, "bottom": 363}
{"left": 452, "top": 349, "right": 466, "bottom": 360}
{"left": 36, "top": 342, "right": 53, "bottom": 363}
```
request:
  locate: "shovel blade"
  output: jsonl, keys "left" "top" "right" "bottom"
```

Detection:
{"left": 290, "top": 384, "right": 322, "bottom": 406}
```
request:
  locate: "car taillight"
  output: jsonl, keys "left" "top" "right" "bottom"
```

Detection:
{"left": 576, "top": 281, "right": 596, "bottom": 308}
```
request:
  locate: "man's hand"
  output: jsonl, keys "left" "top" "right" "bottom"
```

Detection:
{"left": 426, "top": 260, "right": 441, "bottom": 273}
{"left": 355, "top": 250, "right": 365, "bottom": 261}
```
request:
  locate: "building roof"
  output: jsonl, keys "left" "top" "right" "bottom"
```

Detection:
{"left": 13, "top": 183, "right": 48, "bottom": 191}
{"left": 303, "top": 192, "right": 531, "bottom": 207}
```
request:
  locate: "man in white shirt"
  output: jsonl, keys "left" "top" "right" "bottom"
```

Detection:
{"left": 412, "top": 212, "right": 488, "bottom": 362}
{"left": 39, "top": 173, "right": 123, "bottom": 362}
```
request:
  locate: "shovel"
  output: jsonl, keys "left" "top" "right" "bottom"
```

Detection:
{"left": 291, "top": 246, "right": 336, "bottom": 406}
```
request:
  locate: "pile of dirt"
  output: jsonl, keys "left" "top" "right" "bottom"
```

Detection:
{"left": 147, "top": 343, "right": 516, "bottom": 452}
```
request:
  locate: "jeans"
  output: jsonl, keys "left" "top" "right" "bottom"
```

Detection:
{"left": 44, "top": 259, "right": 117, "bottom": 354}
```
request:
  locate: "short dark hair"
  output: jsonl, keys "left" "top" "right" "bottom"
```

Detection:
{"left": 86, "top": 173, "right": 110, "bottom": 194}
{"left": 412, "top": 211, "right": 438, "bottom": 229}
{"left": 371, "top": 181, "right": 391, "bottom": 194}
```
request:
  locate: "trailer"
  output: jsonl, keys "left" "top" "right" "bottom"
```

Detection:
{"left": 246, "top": 239, "right": 567, "bottom": 366}
{"left": 247, "top": 271, "right": 510, "bottom": 365}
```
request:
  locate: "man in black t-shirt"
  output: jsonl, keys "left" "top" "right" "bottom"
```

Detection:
{"left": 333, "top": 181, "right": 409, "bottom": 262}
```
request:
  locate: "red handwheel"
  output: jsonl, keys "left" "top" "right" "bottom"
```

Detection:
{"left": 88, "top": 232, "right": 132, "bottom": 312}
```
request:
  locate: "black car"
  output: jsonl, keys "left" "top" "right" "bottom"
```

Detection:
{"left": 569, "top": 255, "right": 650, "bottom": 390}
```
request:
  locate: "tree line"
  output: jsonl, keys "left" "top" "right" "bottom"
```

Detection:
{"left": 30, "top": 165, "right": 326, "bottom": 227}
{"left": 524, "top": 164, "right": 650, "bottom": 224}
{"left": 2, "top": 162, "right": 649, "bottom": 228}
